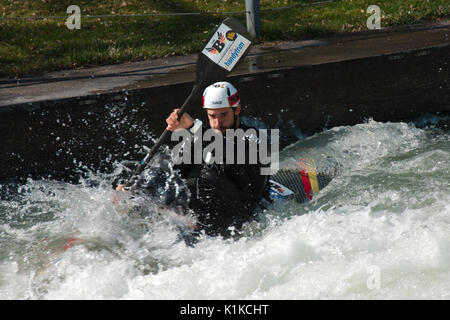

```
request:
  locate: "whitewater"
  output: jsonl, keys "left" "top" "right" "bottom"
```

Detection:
{"left": 0, "top": 116, "right": 449, "bottom": 299}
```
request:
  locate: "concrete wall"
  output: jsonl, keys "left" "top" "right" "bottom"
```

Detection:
{"left": 0, "top": 44, "right": 448, "bottom": 182}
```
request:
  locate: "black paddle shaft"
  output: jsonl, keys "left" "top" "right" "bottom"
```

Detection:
{"left": 125, "top": 85, "right": 199, "bottom": 187}
{"left": 125, "top": 17, "right": 252, "bottom": 188}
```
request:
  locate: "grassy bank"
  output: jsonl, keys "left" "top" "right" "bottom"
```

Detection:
{"left": 0, "top": 0, "right": 448, "bottom": 78}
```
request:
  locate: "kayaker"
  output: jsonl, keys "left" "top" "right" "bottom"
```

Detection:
{"left": 116, "top": 81, "right": 271, "bottom": 237}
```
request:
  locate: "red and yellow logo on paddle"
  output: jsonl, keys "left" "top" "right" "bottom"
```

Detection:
{"left": 206, "top": 32, "right": 226, "bottom": 55}
{"left": 226, "top": 31, "right": 237, "bottom": 41}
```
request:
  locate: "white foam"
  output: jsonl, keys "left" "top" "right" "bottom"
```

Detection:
{"left": 0, "top": 120, "right": 449, "bottom": 299}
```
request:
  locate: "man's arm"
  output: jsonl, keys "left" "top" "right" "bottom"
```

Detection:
{"left": 115, "top": 108, "right": 196, "bottom": 192}
{"left": 166, "top": 108, "right": 194, "bottom": 131}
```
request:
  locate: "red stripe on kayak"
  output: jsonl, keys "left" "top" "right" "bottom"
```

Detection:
{"left": 63, "top": 238, "right": 82, "bottom": 251}
{"left": 300, "top": 169, "right": 313, "bottom": 200}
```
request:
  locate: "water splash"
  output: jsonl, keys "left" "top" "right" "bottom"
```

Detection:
{"left": 1, "top": 117, "right": 449, "bottom": 299}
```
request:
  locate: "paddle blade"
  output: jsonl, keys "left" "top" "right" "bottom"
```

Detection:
{"left": 196, "top": 17, "right": 253, "bottom": 87}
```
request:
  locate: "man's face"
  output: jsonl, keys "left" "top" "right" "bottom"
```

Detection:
{"left": 206, "top": 105, "right": 241, "bottom": 134}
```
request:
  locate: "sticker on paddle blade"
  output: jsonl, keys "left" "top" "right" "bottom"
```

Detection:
{"left": 202, "top": 23, "right": 251, "bottom": 71}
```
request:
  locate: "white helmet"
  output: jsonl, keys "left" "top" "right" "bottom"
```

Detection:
{"left": 202, "top": 81, "right": 240, "bottom": 109}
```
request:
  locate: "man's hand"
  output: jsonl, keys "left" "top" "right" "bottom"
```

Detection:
{"left": 111, "top": 184, "right": 135, "bottom": 204}
{"left": 166, "top": 108, "right": 194, "bottom": 131}
{"left": 111, "top": 184, "right": 125, "bottom": 204}
{"left": 116, "top": 184, "right": 126, "bottom": 192}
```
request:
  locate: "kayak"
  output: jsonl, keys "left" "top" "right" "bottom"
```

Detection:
{"left": 268, "top": 158, "right": 338, "bottom": 203}
{"left": 57, "top": 158, "right": 339, "bottom": 252}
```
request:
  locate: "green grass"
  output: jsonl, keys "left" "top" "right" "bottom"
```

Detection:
{"left": 0, "top": 0, "right": 448, "bottom": 78}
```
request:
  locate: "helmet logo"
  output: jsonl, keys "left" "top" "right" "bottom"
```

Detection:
{"left": 227, "top": 91, "right": 240, "bottom": 107}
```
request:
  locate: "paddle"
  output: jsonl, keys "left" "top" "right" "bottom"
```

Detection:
{"left": 124, "top": 17, "right": 253, "bottom": 188}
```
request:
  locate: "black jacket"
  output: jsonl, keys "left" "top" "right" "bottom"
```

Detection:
{"left": 172, "top": 121, "right": 270, "bottom": 236}
{"left": 137, "top": 121, "right": 270, "bottom": 237}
